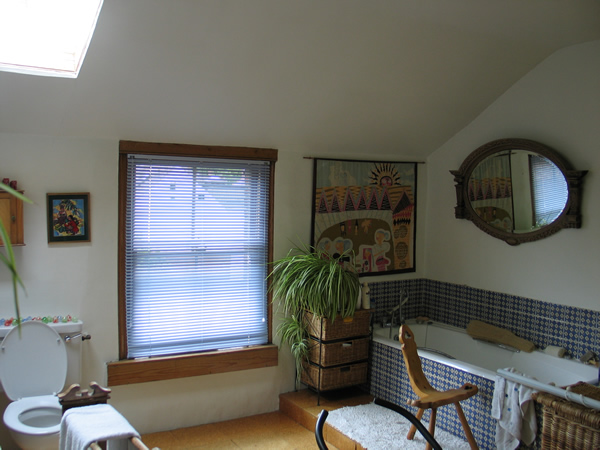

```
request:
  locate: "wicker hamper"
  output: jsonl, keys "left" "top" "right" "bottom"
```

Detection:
{"left": 532, "top": 382, "right": 600, "bottom": 449}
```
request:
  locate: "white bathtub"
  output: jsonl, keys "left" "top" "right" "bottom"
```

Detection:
{"left": 373, "top": 320, "right": 598, "bottom": 386}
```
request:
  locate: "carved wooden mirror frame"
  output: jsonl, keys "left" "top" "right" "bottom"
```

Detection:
{"left": 450, "top": 138, "right": 587, "bottom": 245}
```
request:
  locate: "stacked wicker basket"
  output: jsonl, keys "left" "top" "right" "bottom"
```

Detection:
{"left": 301, "top": 310, "right": 371, "bottom": 392}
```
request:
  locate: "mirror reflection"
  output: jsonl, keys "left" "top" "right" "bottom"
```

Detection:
{"left": 451, "top": 138, "right": 587, "bottom": 245}
{"left": 468, "top": 150, "right": 568, "bottom": 234}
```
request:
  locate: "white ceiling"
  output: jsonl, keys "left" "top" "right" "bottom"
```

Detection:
{"left": 1, "top": 0, "right": 599, "bottom": 159}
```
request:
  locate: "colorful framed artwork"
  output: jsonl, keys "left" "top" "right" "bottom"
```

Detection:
{"left": 47, "top": 193, "right": 91, "bottom": 243}
{"left": 311, "top": 159, "right": 417, "bottom": 276}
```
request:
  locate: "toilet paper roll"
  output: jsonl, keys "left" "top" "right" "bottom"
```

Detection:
{"left": 544, "top": 345, "right": 566, "bottom": 358}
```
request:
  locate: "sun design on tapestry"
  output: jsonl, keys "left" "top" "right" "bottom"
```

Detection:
{"left": 369, "top": 163, "right": 402, "bottom": 187}
{"left": 312, "top": 159, "right": 417, "bottom": 276}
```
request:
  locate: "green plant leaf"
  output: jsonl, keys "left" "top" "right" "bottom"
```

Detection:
{"left": 0, "top": 184, "right": 32, "bottom": 204}
{"left": 276, "top": 314, "right": 310, "bottom": 383}
{"left": 0, "top": 188, "right": 30, "bottom": 324}
{"left": 0, "top": 219, "right": 24, "bottom": 323}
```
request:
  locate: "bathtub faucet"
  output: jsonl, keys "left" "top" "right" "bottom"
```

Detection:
{"left": 382, "top": 289, "right": 409, "bottom": 338}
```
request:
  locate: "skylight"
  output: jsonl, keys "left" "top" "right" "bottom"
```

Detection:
{"left": 0, "top": 0, "right": 103, "bottom": 78}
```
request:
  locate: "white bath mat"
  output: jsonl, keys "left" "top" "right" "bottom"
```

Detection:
{"left": 326, "top": 403, "right": 471, "bottom": 450}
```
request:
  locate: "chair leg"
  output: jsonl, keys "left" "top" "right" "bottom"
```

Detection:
{"left": 406, "top": 408, "right": 424, "bottom": 440}
{"left": 453, "top": 402, "right": 478, "bottom": 449}
{"left": 425, "top": 408, "right": 437, "bottom": 450}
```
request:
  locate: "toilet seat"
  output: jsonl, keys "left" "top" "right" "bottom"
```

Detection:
{"left": 0, "top": 321, "right": 67, "bottom": 400}
{"left": 3, "top": 395, "right": 62, "bottom": 436}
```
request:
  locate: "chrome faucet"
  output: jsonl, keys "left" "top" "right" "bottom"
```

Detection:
{"left": 382, "top": 289, "right": 409, "bottom": 338}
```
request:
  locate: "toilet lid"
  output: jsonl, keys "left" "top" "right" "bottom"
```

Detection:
{"left": 0, "top": 321, "right": 67, "bottom": 401}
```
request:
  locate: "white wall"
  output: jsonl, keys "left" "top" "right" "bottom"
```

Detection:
{"left": 1, "top": 36, "right": 595, "bottom": 444}
{"left": 0, "top": 132, "right": 426, "bottom": 442}
{"left": 425, "top": 40, "right": 600, "bottom": 311}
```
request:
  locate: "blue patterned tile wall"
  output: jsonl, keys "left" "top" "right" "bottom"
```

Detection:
{"left": 370, "top": 340, "right": 497, "bottom": 449}
{"left": 368, "top": 278, "right": 599, "bottom": 360}
{"left": 367, "top": 278, "right": 598, "bottom": 448}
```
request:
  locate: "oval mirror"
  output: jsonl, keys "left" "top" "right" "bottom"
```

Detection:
{"left": 450, "top": 138, "right": 587, "bottom": 245}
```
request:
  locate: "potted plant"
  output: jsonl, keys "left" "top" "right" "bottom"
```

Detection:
{"left": 269, "top": 243, "right": 361, "bottom": 383}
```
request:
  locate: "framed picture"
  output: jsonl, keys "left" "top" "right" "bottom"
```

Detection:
{"left": 311, "top": 158, "right": 417, "bottom": 276}
{"left": 47, "top": 193, "right": 91, "bottom": 243}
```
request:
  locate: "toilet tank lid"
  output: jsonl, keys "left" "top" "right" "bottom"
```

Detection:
{"left": 0, "top": 322, "right": 68, "bottom": 400}
{"left": 0, "top": 320, "right": 82, "bottom": 339}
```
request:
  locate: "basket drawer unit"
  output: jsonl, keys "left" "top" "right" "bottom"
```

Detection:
{"left": 304, "top": 310, "right": 370, "bottom": 341}
{"left": 308, "top": 337, "right": 369, "bottom": 367}
{"left": 301, "top": 362, "right": 368, "bottom": 392}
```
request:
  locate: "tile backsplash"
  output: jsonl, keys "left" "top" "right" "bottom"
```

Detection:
{"left": 368, "top": 278, "right": 599, "bottom": 360}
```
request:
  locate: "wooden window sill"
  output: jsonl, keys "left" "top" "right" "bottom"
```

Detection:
{"left": 107, "top": 344, "right": 278, "bottom": 386}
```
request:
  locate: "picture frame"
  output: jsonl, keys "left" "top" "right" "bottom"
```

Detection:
{"left": 47, "top": 193, "right": 91, "bottom": 243}
{"left": 311, "top": 158, "right": 417, "bottom": 276}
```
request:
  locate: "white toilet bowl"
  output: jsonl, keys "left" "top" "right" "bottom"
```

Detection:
{"left": 0, "top": 321, "right": 69, "bottom": 449}
{"left": 4, "top": 395, "right": 62, "bottom": 449}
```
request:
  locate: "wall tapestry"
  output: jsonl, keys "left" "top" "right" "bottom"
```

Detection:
{"left": 468, "top": 152, "right": 513, "bottom": 232}
{"left": 311, "top": 159, "right": 417, "bottom": 276}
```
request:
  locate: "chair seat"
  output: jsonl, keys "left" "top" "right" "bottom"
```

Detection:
{"left": 410, "top": 383, "right": 478, "bottom": 409}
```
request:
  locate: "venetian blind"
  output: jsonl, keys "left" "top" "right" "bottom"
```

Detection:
{"left": 530, "top": 155, "right": 568, "bottom": 227}
{"left": 124, "top": 154, "right": 270, "bottom": 358}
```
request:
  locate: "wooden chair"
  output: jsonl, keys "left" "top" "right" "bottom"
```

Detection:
{"left": 399, "top": 324, "right": 479, "bottom": 450}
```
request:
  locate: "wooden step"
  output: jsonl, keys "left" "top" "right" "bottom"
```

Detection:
{"left": 279, "top": 388, "right": 373, "bottom": 450}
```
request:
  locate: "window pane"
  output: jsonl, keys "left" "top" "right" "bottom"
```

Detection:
{"left": 530, "top": 155, "right": 568, "bottom": 227}
{"left": 125, "top": 155, "right": 270, "bottom": 358}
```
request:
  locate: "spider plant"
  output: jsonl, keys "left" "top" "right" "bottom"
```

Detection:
{"left": 0, "top": 184, "right": 31, "bottom": 322}
{"left": 269, "top": 243, "right": 360, "bottom": 320}
{"left": 269, "top": 243, "right": 360, "bottom": 383}
{"left": 276, "top": 314, "right": 310, "bottom": 383}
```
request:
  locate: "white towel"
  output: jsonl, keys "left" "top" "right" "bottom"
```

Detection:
{"left": 491, "top": 367, "right": 537, "bottom": 450}
{"left": 59, "top": 404, "right": 141, "bottom": 450}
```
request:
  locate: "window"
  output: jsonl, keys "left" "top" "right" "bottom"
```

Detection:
{"left": 530, "top": 154, "right": 568, "bottom": 227}
{"left": 0, "top": 0, "right": 103, "bottom": 78}
{"left": 111, "top": 141, "right": 278, "bottom": 384}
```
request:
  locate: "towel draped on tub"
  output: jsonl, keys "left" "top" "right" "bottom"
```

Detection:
{"left": 491, "top": 367, "right": 537, "bottom": 450}
{"left": 59, "top": 403, "right": 141, "bottom": 450}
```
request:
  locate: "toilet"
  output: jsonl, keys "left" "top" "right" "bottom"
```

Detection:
{"left": 0, "top": 320, "right": 82, "bottom": 450}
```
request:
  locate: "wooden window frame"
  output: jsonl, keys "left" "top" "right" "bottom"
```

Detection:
{"left": 108, "top": 140, "right": 278, "bottom": 386}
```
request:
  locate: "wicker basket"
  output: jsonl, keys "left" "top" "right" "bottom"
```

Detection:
{"left": 304, "top": 310, "right": 371, "bottom": 341}
{"left": 301, "top": 361, "right": 368, "bottom": 391}
{"left": 308, "top": 337, "right": 370, "bottom": 367}
{"left": 532, "top": 382, "right": 600, "bottom": 449}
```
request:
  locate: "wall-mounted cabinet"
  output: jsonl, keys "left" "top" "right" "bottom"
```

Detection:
{"left": 0, "top": 190, "right": 24, "bottom": 246}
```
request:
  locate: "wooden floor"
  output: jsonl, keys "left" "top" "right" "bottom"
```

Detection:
{"left": 141, "top": 388, "right": 373, "bottom": 449}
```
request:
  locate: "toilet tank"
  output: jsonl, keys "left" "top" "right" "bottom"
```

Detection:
{"left": 0, "top": 321, "right": 84, "bottom": 391}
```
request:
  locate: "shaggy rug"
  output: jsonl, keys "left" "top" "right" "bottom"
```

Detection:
{"left": 326, "top": 403, "right": 471, "bottom": 449}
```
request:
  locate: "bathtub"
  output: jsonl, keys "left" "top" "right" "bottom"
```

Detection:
{"left": 372, "top": 320, "right": 597, "bottom": 385}
{"left": 369, "top": 320, "right": 598, "bottom": 449}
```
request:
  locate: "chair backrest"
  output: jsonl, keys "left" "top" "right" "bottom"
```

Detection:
{"left": 398, "top": 324, "right": 435, "bottom": 398}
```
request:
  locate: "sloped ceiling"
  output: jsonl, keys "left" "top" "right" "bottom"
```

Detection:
{"left": 1, "top": 0, "right": 599, "bottom": 159}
